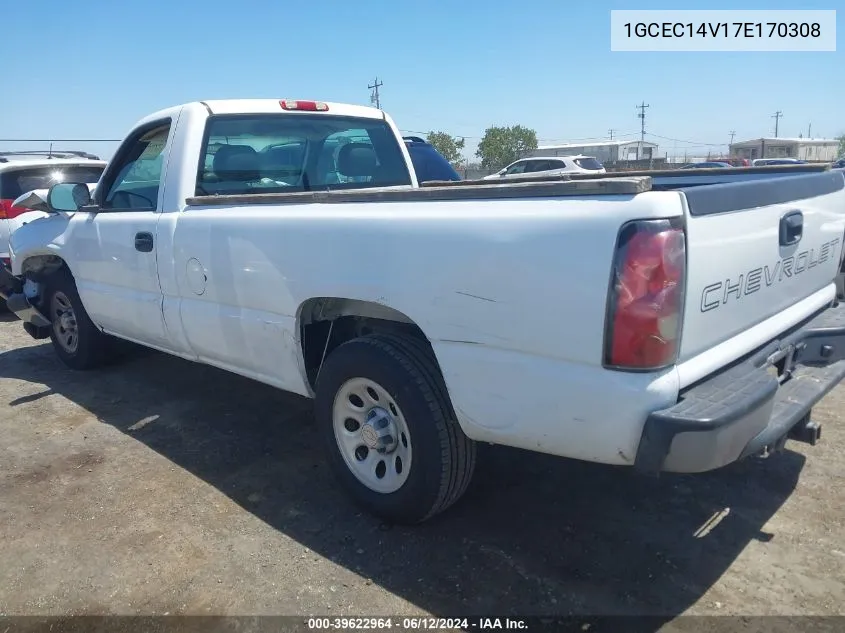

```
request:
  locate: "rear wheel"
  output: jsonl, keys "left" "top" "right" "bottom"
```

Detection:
{"left": 45, "top": 269, "right": 113, "bottom": 370}
{"left": 315, "top": 333, "right": 476, "bottom": 524}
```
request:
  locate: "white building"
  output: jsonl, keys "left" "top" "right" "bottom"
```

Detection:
{"left": 729, "top": 137, "right": 840, "bottom": 162}
{"left": 529, "top": 139, "right": 659, "bottom": 163}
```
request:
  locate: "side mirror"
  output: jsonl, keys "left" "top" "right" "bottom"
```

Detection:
{"left": 47, "top": 182, "right": 92, "bottom": 213}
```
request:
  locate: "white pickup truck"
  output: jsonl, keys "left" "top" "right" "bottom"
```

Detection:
{"left": 3, "top": 98, "right": 845, "bottom": 525}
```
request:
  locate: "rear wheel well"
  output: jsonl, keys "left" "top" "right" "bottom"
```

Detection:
{"left": 299, "top": 298, "right": 432, "bottom": 390}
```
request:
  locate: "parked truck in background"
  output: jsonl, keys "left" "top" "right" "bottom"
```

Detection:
{"left": 3, "top": 98, "right": 845, "bottom": 524}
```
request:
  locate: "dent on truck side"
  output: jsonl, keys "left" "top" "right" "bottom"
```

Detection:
{"left": 10, "top": 213, "right": 73, "bottom": 279}
{"left": 19, "top": 253, "right": 66, "bottom": 280}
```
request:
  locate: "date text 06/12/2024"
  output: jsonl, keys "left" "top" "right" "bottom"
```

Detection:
{"left": 610, "top": 9, "right": 836, "bottom": 51}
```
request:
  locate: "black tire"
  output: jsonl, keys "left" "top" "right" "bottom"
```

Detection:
{"left": 315, "top": 333, "right": 476, "bottom": 524}
{"left": 43, "top": 268, "right": 113, "bottom": 370}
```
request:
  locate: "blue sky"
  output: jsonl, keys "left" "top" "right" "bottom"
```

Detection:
{"left": 2, "top": 0, "right": 841, "bottom": 161}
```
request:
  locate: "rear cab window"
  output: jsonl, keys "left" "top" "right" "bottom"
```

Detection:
{"left": 195, "top": 114, "right": 413, "bottom": 196}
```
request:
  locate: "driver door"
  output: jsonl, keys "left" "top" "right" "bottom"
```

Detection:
{"left": 68, "top": 120, "right": 172, "bottom": 349}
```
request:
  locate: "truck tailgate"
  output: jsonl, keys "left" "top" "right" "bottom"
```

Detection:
{"left": 679, "top": 170, "right": 845, "bottom": 364}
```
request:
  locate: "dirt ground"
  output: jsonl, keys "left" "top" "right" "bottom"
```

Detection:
{"left": 1, "top": 312, "right": 844, "bottom": 623}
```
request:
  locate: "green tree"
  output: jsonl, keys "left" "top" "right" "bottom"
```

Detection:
{"left": 425, "top": 131, "right": 465, "bottom": 165}
{"left": 475, "top": 125, "right": 538, "bottom": 169}
{"left": 837, "top": 134, "right": 845, "bottom": 157}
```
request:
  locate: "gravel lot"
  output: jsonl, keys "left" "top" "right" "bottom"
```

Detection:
{"left": 1, "top": 312, "right": 844, "bottom": 623}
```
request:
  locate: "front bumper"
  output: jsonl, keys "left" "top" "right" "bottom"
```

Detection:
{"left": 635, "top": 301, "right": 845, "bottom": 474}
{"left": 0, "top": 261, "right": 20, "bottom": 300}
{"left": 0, "top": 266, "right": 51, "bottom": 338}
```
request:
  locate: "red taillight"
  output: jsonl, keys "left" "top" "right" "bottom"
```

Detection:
{"left": 604, "top": 218, "right": 686, "bottom": 370}
{"left": 279, "top": 99, "right": 329, "bottom": 112}
{"left": 0, "top": 198, "right": 29, "bottom": 220}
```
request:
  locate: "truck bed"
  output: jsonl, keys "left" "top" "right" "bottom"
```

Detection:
{"left": 458, "top": 162, "right": 829, "bottom": 180}
{"left": 426, "top": 162, "right": 832, "bottom": 189}
{"left": 185, "top": 166, "right": 838, "bottom": 209}
{"left": 185, "top": 176, "right": 650, "bottom": 206}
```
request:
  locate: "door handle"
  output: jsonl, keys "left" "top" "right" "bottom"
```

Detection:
{"left": 779, "top": 210, "right": 803, "bottom": 246}
{"left": 134, "top": 232, "right": 154, "bottom": 252}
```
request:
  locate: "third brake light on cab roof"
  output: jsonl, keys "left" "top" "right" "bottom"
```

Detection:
{"left": 279, "top": 100, "right": 330, "bottom": 111}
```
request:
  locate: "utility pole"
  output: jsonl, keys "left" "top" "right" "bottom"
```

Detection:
{"left": 608, "top": 129, "right": 616, "bottom": 140}
{"left": 808, "top": 123, "right": 812, "bottom": 138}
{"left": 368, "top": 77, "right": 383, "bottom": 110}
{"left": 636, "top": 101, "right": 649, "bottom": 160}
{"left": 772, "top": 110, "right": 782, "bottom": 137}
{"left": 729, "top": 130, "right": 736, "bottom": 145}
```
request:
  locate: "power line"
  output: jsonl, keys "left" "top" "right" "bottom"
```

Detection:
{"left": 401, "top": 129, "right": 468, "bottom": 139}
{"left": 645, "top": 132, "right": 725, "bottom": 147}
{"left": 537, "top": 132, "right": 639, "bottom": 144}
{"left": 772, "top": 110, "right": 783, "bottom": 137}
{"left": 402, "top": 128, "right": 733, "bottom": 149}
{"left": 368, "top": 77, "right": 383, "bottom": 110}
{"left": 538, "top": 134, "right": 638, "bottom": 143}
{"left": 399, "top": 130, "right": 640, "bottom": 143}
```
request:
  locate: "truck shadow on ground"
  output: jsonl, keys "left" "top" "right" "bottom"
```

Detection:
{"left": 0, "top": 341, "right": 805, "bottom": 619}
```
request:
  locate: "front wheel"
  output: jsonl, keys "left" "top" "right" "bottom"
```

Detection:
{"left": 315, "top": 333, "right": 476, "bottom": 524}
{"left": 44, "top": 269, "right": 113, "bottom": 370}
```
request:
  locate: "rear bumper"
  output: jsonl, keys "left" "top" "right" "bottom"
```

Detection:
{"left": 635, "top": 301, "right": 845, "bottom": 474}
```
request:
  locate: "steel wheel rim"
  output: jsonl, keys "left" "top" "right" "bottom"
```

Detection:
{"left": 51, "top": 291, "right": 79, "bottom": 354}
{"left": 332, "top": 377, "right": 412, "bottom": 494}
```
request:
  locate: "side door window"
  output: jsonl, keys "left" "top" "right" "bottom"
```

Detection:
{"left": 526, "top": 160, "right": 552, "bottom": 173}
{"left": 504, "top": 161, "right": 528, "bottom": 175}
{"left": 99, "top": 121, "right": 171, "bottom": 211}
